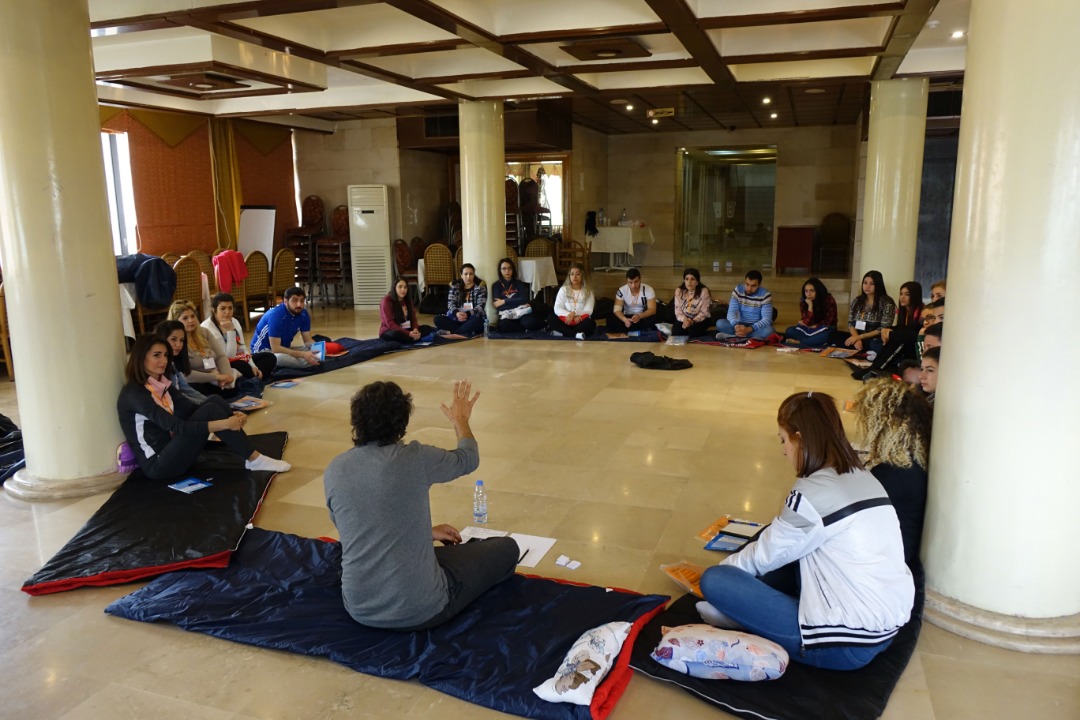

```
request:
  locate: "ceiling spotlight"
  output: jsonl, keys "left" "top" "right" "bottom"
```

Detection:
{"left": 651, "top": 118, "right": 659, "bottom": 125}
{"left": 951, "top": 30, "right": 965, "bottom": 39}
{"left": 626, "top": 104, "right": 634, "bottom": 111}
{"left": 769, "top": 113, "right": 778, "bottom": 119}
{"left": 762, "top": 97, "right": 772, "bottom": 105}
{"left": 609, "top": 98, "right": 628, "bottom": 104}
{"left": 805, "top": 88, "right": 826, "bottom": 94}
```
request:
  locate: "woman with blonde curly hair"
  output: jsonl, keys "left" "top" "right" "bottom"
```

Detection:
{"left": 855, "top": 378, "right": 932, "bottom": 568}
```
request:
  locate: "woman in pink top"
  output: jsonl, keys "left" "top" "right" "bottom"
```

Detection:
{"left": 380, "top": 278, "right": 432, "bottom": 344}
{"left": 672, "top": 268, "right": 713, "bottom": 337}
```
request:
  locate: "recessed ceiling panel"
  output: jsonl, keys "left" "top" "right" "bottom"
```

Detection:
{"left": 362, "top": 47, "right": 525, "bottom": 80}
{"left": 525, "top": 33, "right": 690, "bottom": 67}
{"left": 573, "top": 67, "right": 712, "bottom": 91}
{"left": 232, "top": 5, "right": 458, "bottom": 53}
{"left": 709, "top": 17, "right": 892, "bottom": 56}
{"left": 89, "top": 0, "right": 248, "bottom": 24}
{"left": 729, "top": 57, "right": 876, "bottom": 81}
{"left": 692, "top": 0, "right": 898, "bottom": 19}
{"left": 897, "top": 47, "right": 966, "bottom": 75}
{"left": 435, "top": 76, "right": 568, "bottom": 98}
{"left": 431, "top": 0, "right": 659, "bottom": 36}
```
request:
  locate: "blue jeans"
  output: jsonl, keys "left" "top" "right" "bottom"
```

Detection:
{"left": 434, "top": 313, "right": 484, "bottom": 336}
{"left": 783, "top": 324, "right": 833, "bottom": 348}
{"left": 715, "top": 319, "right": 773, "bottom": 340}
{"left": 700, "top": 565, "right": 891, "bottom": 671}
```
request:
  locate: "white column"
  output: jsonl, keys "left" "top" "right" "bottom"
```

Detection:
{"left": 857, "top": 78, "right": 928, "bottom": 289}
{"left": 923, "top": 0, "right": 1080, "bottom": 651}
{"left": 0, "top": 0, "right": 127, "bottom": 499}
{"left": 458, "top": 100, "right": 505, "bottom": 325}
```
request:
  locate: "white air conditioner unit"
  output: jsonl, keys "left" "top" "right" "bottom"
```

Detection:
{"left": 347, "top": 184, "right": 392, "bottom": 307}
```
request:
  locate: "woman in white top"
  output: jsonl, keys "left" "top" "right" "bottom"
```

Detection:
{"left": 548, "top": 263, "right": 596, "bottom": 338}
{"left": 202, "top": 292, "right": 277, "bottom": 380}
{"left": 167, "top": 300, "right": 239, "bottom": 397}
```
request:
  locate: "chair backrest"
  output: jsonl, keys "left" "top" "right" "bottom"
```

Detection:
{"left": 525, "top": 238, "right": 553, "bottom": 258}
{"left": 410, "top": 237, "right": 425, "bottom": 263}
{"left": 212, "top": 247, "right": 228, "bottom": 256}
{"left": 392, "top": 239, "right": 414, "bottom": 275}
{"left": 272, "top": 247, "right": 297, "bottom": 297}
{"left": 244, "top": 251, "right": 270, "bottom": 296}
{"left": 504, "top": 245, "right": 519, "bottom": 263}
{"left": 557, "top": 239, "right": 588, "bottom": 273}
{"left": 819, "top": 213, "right": 851, "bottom": 249}
{"left": 161, "top": 252, "right": 181, "bottom": 267}
{"left": 453, "top": 246, "right": 463, "bottom": 276}
{"left": 186, "top": 249, "right": 215, "bottom": 292}
{"left": 331, "top": 204, "right": 349, "bottom": 239}
{"left": 172, "top": 256, "right": 203, "bottom": 318}
{"left": 301, "top": 195, "right": 325, "bottom": 227}
{"left": 423, "top": 243, "right": 454, "bottom": 287}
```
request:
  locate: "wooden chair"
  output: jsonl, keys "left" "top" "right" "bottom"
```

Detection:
{"left": 314, "top": 205, "right": 351, "bottom": 307}
{"left": 243, "top": 250, "right": 272, "bottom": 323}
{"left": 172, "top": 256, "right": 203, "bottom": 320}
{"left": 186, "top": 249, "right": 216, "bottom": 294}
{"left": 0, "top": 283, "right": 13, "bottom": 381}
{"left": 161, "top": 252, "right": 181, "bottom": 267}
{"left": 410, "top": 237, "right": 426, "bottom": 264}
{"left": 272, "top": 247, "right": 297, "bottom": 302}
{"left": 525, "top": 238, "right": 554, "bottom": 260}
{"left": 393, "top": 239, "right": 419, "bottom": 300}
{"left": 422, "top": 243, "right": 454, "bottom": 299}
{"left": 504, "top": 245, "right": 519, "bottom": 263}
{"left": 286, "top": 195, "right": 326, "bottom": 293}
{"left": 556, "top": 239, "right": 590, "bottom": 275}
{"left": 453, "top": 246, "right": 463, "bottom": 276}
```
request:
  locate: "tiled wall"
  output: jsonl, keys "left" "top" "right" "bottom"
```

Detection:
{"left": 294, "top": 118, "right": 403, "bottom": 241}
{"left": 607, "top": 125, "right": 858, "bottom": 267}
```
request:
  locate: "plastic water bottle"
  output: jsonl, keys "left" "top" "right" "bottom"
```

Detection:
{"left": 620, "top": 208, "right": 628, "bottom": 222}
{"left": 598, "top": 208, "right": 606, "bottom": 226}
{"left": 473, "top": 480, "right": 488, "bottom": 524}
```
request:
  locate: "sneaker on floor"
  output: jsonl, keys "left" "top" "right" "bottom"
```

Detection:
{"left": 245, "top": 455, "right": 291, "bottom": 473}
{"left": 550, "top": 331, "right": 564, "bottom": 338}
{"left": 695, "top": 601, "right": 742, "bottom": 629}
{"left": 575, "top": 332, "right": 585, "bottom": 340}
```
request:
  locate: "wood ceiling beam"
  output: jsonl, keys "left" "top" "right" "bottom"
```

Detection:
{"left": 875, "top": 0, "right": 940, "bottom": 79}
{"left": 696, "top": 2, "right": 906, "bottom": 29}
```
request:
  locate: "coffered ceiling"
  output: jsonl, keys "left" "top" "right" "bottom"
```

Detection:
{"left": 89, "top": 0, "right": 968, "bottom": 133}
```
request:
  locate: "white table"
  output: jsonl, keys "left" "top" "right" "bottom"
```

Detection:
{"left": 591, "top": 225, "right": 656, "bottom": 271}
{"left": 417, "top": 258, "right": 426, "bottom": 294}
{"left": 517, "top": 257, "right": 557, "bottom": 295}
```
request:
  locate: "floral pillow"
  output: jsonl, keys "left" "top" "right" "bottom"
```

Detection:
{"left": 650, "top": 624, "right": 788, "bottom": 681}
{"left": 533, "top": 621, "right": 632, "bottom": 705}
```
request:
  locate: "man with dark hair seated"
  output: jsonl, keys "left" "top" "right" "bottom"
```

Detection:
{"left": 606, "top": 267, "right": 658, "bottom": 334}
{"left": 251, "top": 287, "right": 321, "bottom": 369}
{"left": 715, "top": 269, "right": 774, "bottom": 340}
{"left": 323, "top": 379, "right": 519, "bottom": 631}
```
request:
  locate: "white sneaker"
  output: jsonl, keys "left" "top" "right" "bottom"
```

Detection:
{"left": 575, "top": 332, "right": 585, "bottom": 340}
{"left": 550, "top": 331, "right": 563, "bottom": 338}
{"left": 695, "top": 601, "right": 742, "bottom": 629}
{"left": 245, "top": 455, "right": 292, "bottom": 473}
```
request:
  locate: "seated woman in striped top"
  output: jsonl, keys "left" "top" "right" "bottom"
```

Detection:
{"left": 434, "top": 264, "right": 487, "bottom": 337}
{"left": 671, "top": 268, "right": 713, "bottom": 337}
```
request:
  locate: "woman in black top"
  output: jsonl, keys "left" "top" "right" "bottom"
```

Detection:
{"left": 492, "top": 257, "right": 543, "bottom": 333}
{"left": 117, "top": 334, "right": 290, "bottom": 480}
{"left": 853, "top": 281, "right": 925, "bottom": 380}
{"left": 855, "top": 377, "right": 932, "bottom": 568}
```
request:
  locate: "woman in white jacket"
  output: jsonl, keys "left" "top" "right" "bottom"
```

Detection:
{"left": 548, "top": 263, "right": 596, "bottom": 338}
{"left": 698, "top": 391, "right": 914, "bottom": 671}
{"left": 202, "top": 293, "right": 277, "bottom": 380}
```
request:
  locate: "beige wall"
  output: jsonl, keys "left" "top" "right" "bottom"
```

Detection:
{"left": 606, "top": 125, "right": 857, "bottom": 267}
{"left": 398, "top": 148, "right": 449, "bottom": 244}
{"left": 294, "top": 118, "right": 403, "bottom": 240}
{"left": 569, "top": 124, "right": 608, "bottom": 242}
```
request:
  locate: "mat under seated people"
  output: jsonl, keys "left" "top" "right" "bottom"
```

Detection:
{"left": 488, "top": 329, "right": 664, "bottom": 342}
{"left": 629, "top": 584, "right": 924, "bottom": 720}
{"left": 21, "top": 432, "right": 287, "bottom": 596}
{"left": 106, "top": 528, "right": 669, "bottom": 720}
{"left": 269, "top": 338, "right": 397, "bottom": 380}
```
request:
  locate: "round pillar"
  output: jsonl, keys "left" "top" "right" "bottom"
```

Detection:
{"left": 923, "top": 0, "right": 1080, "bottom": 651}
{"left": 0, "top": 0, "right": 127, "bottom": 499}
{"left": 458, "top": 100, "right": 505, "bottom": 324}
{"left": 858, "top": 77, "right": 928, "bottom": 289}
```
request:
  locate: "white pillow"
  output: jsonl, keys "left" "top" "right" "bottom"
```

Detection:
{"left": 650, "top": 624, "right": 788, "bottom": 681}
{"left": 533, "top": 621, "right": 632, "bottom": 705}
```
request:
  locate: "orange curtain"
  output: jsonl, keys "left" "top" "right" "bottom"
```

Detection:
{"left": 209, "top": 118, "right": 242, "bottom": 250}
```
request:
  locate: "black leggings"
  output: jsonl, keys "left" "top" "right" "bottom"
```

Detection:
{"left": 497, "top": 313, "right": 545, "bottom": 333}
{"left": 140, "top": 396, "right": 254, "bottom": 480}
{"left": 672, "top": 319, "right": 713, "bottom": 337}
{"left": 229, "top": 352, "right": 277, "bottom": 379}
{"left": 605, "top": 316, "right": 658, "bottom": 334}
{"left": 380, "top": 326, "right": 435, "bottom": 344}
{"left": 548, "top": 314, "right": 597, "bottom": 337}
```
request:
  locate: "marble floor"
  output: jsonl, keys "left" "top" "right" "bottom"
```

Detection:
{"left": 0, "top": 307, "right": 1077, "bottom": 719}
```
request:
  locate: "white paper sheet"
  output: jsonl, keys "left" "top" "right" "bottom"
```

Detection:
{"left": 510, "top": 533, "right": 557, "bottom": 568}
{"left": 459, "top": 526, "right": 509, "bottom": 542}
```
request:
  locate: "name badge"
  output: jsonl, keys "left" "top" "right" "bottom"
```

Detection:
{"left": 202, "top": 357, "right": 216, "bottom": 370}
{"left": 462, "top": 302, "right": 474, "bottom": 311}
{"left": 855, "top": 320, "right": 867, "bottom": 331}
{"left": 401, "top": 320, "right": 411, "bottom": 329}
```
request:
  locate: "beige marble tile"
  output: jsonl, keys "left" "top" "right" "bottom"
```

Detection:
{"left": 59, "top": 684, "right": 237, "bottom": 720}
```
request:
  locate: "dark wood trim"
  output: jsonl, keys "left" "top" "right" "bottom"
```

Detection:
{"left": 340, "top": 59, "right": 475, "bottom": 101}
{"left": 186, "top": 0, "right": 382, "bottom": 22}
{"left": 874, "top": 0, "right": 939, "bottom": 80}
{"left": 630, "top": 92, "right": 693, "bottom": 131}
{"left": 416, "top": 70, "right": 535, "bottom": 85}
{"left": 642, "top": 0, "right": 753, "bottom": 120}
{"left": 91, "top": 14, "right": 178, "bottom": 33}
{"left": 327, "top": 39, "right": 469, "bottom": 59}
{"left": 216, "top": 98, "right": 437, "bottom": 119}
{"left": 501, "top": 23, "right": 669, "bottom": 45}
{"left": 96, "top": 98, "right": 213, "bottom": 117}
{"left": 98, "top": 60, "right": 324, "bottom": 93}
{"left": 723, "top": 46, "right": 883, "bottom": 65}
{"left": 696, "top": 2, "right": 906, "bottom": 29}
{"left": 787, "top": 86, "right": 799, "bottom": 127}
{"left": 560, "top": 58, "right": 699, "bottom": 75}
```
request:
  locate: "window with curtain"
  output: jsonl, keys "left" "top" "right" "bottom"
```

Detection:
{"left": 101, "top": 131, "right": 138, "bottom": 256}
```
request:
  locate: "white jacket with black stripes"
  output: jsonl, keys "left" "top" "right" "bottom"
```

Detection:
{"left": 722, "top": 466, "right": 914, "bottom": 648}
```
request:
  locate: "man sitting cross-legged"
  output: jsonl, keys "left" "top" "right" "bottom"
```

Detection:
{"left": 715, "top": 270, "right": 774, "bottom": 340}
{"left": 606, "top": 267, "right": 658, "bottom": 335}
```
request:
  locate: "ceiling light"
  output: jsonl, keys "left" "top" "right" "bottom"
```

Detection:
{"left": 951, "top": 30, "right": 965, "bottom": 39}
{"left": 805, "top": 88, "right": 826, "bottom": 94}
{"left": 769, "top": 113, "right": 778, "bottom": 119}
{"left": 609, "top": 98, "right": 628, "bottom": 104}
{"left": 594, "top": 50, "right": 620, "bottom": 59}
{"left": 625, "top": 104, "right": 634, "bottom": 111}
{"left": 762, "top": 97, "right": 771, "bottom": 105}
{"left": 193, "top": 83, "right": 215, "bottom": 90}
{"left": 651, "top": 118, "right": 659, "bottom": 125}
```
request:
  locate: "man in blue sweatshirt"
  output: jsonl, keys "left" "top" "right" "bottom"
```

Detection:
{"left": 716, "top": 270, "right": 774, "bottom": 340}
